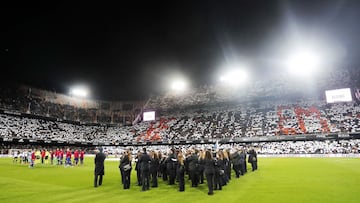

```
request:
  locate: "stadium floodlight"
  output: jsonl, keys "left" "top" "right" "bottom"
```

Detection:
{"left": 219, "top": 68, "right": 249, "bottom": 86}
{"left": 171, "top": 80, "right": 187, "bottom": 92}
{"left": 286, "top": 50, "right": 321, "bottom": 76}
{"left": 69, "top": 86, "right": 89, "bottom": 98}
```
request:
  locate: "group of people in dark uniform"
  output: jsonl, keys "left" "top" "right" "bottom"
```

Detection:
{"left": 116, "top": 146, "right": 258, "bottom": 195}
{"left": 94, "top": 146, "right": 257, "bottom": 195}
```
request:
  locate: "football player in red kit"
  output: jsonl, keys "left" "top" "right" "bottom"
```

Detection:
{"left": 65, "top": 149, "right": 72, "bottom": 166}
{"left": 41, "top": 149, "right": 46, "bottom": 164}
{"left": 50, "top": 150, "right": 55, "bottom": 165}
{"left": 80, "top": 150, "right": 85, "bottom": 165}
{"left": 74, "top": 149, "right": 79, "bottom": 166}
{"left": 56, "top": 148, "right": 60, "bottom": 165}
{"left": 59, "top": 149, "right": 64, "bottom": 165}
{"left": 29, "top": 150, "right": 35, "bottom": 168}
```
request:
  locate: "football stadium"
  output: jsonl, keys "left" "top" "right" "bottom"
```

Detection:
{"left": 2, "top": 1, "right": 360, "bottom": 203}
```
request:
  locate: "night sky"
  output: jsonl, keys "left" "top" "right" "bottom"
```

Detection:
{"left": 2, "top": 1, "right": 360, "bottom": 100}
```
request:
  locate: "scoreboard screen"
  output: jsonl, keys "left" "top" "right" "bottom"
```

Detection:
{"left": 325, "top": 88, "right": 352, "bottom": 103}
{"left": 143, "top": 111, "right": 155, "bottom": 121}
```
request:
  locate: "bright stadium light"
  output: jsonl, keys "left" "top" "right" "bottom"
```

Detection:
{"left": 69, "top": 86, "right": 89, "bottom": 98}
{"left": 160, "top": 68, "right": 190, "bottom": 93}
{"left": 286, "top": 50, "right": 321, "bottom": 76}
{"left": 219, "top": 67, "right": 249, "bottom": 86}
{"left": 171, "top": 80, "right": 187, "bottom": 92}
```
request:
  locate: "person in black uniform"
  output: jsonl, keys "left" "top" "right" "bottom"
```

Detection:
{"left": 120, "top": 149, "right": 132, "bottom": 189}
{"left": 239, "top": 149, "right": 246, "bottom": 176}
{"left": 157, "top": 152, "right": 163, "bottom": 178}
{"left": 184, "top": 150, "right": 191, "bottom": 180}
{"left": 248, "top": 149, "right": 258, "bottom": 171}
{"left": 243, "top": 149, "right": 247, "bottom": 173}
{"left": 119, "top": 151, "right": 126, "bottom": 185}
{"left": 215, "top": 150, "right": 226, "bottom": 189}
{"left": 150, "top": 150, "right": 160, "bottom": 187}
{"left": 166, "top": 148, "right": 177, "bottom": 185}
{"left": 139, "top": 148, "right": 151, "bottom": 191}
{"left": 204, "top": 150, "right": 215, "bottom": 195}
{"left": 225, "top": 149, "right": 231, "bottom": 181}
{"left": 177, "top": 151, "right": 185, "bottom": 192}
{"left": 160, "top": 152, "right": 168, "bottom": 181}
{"left": 198, "top": 149, "right": 205, "bottom": 184}
{"left": 223, "top": 149, "right": 230, "bottom": 184}
{"left": 94, "top": 147, "right": 106, "bottom": 187}
{"left": 214, "top": 153, "right": 221, "bottom": 191}
{"left": 135, "top": 151, "right": 142, "bottom": 186}
{"left": 187, "top": 149, "right": 199, "bottom": 187}
{"left": 231, "top": 149, "right": 241, "bottom": 178}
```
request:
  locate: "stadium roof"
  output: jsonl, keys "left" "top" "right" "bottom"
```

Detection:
{"left": 2, "top": 1, "right": 360, "bottom": 100}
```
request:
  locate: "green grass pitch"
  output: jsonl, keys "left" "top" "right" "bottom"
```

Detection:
{"left": 0, "top": 157, "right": 359, "bottom": 203}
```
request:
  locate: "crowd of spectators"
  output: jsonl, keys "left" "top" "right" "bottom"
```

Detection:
{"left": 1, "top": 66, "right": 360, "bottom": 124}
{"left": 1, "top": 66, "right": 360, "bottom": 144}
{"left": 0, "top": 99, "right": 359, "bottom": 143}
{"left": 0, "top": 114, "right": 107, "bottom": 142}
{"left": 256, "top": 139, "right": 360, "bottom": 154}
{"left": 150, "top": 99, "right": 360, "bottom": 141}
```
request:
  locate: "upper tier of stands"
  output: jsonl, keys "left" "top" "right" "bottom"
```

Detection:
{"left": 0, "top": 86, "right": 143, "bottom": 125}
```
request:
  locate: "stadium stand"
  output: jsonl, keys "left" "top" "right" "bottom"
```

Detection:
{"left": 0, "top": 99, "right": 359, "bottom": 144}
{"left": 256, "top": 140, "right": 360, "bottom": 154}
{"left": 1, "top": 67, "right": 360, "bottom": 146}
